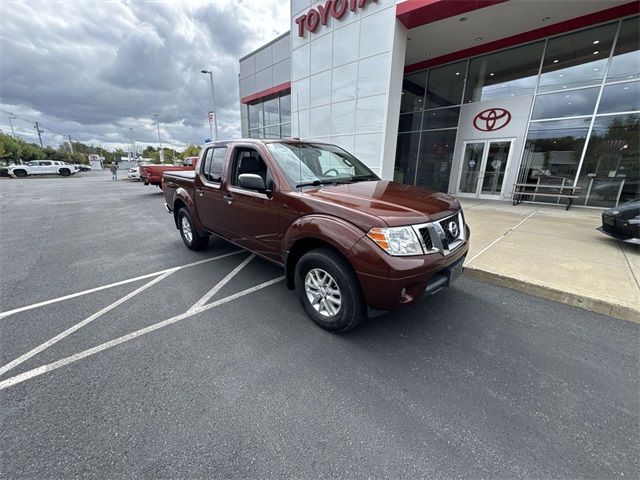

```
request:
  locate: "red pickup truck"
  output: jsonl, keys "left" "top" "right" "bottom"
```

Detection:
{"left": 140, "top": 157, "right": 197, "bottom": 188}
{"left": 163, "top": 140, "right": 469, "bottom": 332}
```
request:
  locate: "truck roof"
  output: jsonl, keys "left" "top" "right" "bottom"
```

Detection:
{"left": 202, "top": 138, "right": 333, "bottom": 149}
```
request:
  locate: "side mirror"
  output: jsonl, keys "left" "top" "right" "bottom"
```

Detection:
{"left": 238, "top": 173, "right": 266, "bottom": 191}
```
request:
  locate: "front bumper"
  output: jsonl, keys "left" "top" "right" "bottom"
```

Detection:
{"left": 349, "top": 227, "right": 470, "bottom": 311}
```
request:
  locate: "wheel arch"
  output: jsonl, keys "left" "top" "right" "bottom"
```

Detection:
{"left": 283, "top": 215, "right": 365, "bottom": 290}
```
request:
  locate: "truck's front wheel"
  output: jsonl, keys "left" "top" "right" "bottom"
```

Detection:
{"left": 295, "top": 249, "right": 365, "bottom": 332}
{"left": 178, "top": 208, "right": 209, "bottom": 251}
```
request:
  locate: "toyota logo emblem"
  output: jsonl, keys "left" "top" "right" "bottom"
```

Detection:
{"left": 473, "top": 108, "right": 511, "bottom": 131}
{"left": 447, "top": 221, "right": 459, "bottom": 239}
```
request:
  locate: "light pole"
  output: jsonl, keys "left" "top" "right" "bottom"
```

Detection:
{"left": 153, "top": 114, "right": 164, "bottom": 163}
{"left": 8, "top": 114, "right": 16, "bottom": 138}
{"left": 200, "top": 69, "right": 219, "bottom": 141}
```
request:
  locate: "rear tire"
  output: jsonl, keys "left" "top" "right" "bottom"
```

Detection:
{"left": 177, "top": 208, "right": 209, "bottom": 251}
{"left": 294, "top": 248, "right": 365, "bottom": 332}
{"left": 60, "top": 169, "right": 71, "bottom": 176}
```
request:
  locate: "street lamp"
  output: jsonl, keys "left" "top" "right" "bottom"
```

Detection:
{"left": 153, "top": 113, "right": 164, "bottom": 163}
{"left": 8, "top": 114, "right": 16, "bottom": 138}
{"left": 200, "top": 69, "right": 219, "bottom": 141}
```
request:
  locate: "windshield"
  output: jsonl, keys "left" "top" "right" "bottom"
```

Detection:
{"left": 266, "top": 142, "right": 379, "bottom": 188}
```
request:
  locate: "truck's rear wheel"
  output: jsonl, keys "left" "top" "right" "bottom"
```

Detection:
{"left": 177, "top": 208, "right": 208, "bottom": 251}
{"left": 60, "top": 168, "right": 71, "bottom": 176}
{"left": 294, "top": 248, "right": 365, "bottom": 332}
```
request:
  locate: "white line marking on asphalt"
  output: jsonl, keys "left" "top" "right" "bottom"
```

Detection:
{"left": 0, "top": 276, "right": 285, "bottom": 391}
{"left": 0, "top": 251, "right": 243, "bottom": 320}
{"left": 465, "top": 209, "right": 538, "bottom": 267}
{"left": 188, "top": 254, "right": 255, "bottom": 313}
{"left": 0, "top": 270, "right": 177, "bottom": 377}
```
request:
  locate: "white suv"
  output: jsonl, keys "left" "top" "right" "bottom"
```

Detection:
{"left": 8, "top": 160, "right": 79, "bottom": 178}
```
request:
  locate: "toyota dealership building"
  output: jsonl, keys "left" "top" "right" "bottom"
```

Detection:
{"left": 238, "top": 0, "right": 639, "bottom": 208}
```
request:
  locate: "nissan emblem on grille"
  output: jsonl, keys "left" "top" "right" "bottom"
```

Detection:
{"left": 448, "top": 220, "right": 459, "bottom": 239}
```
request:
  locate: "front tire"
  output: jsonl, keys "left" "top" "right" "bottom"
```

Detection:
{"left": 177, "top": 208, "right": 209, "bottom": 251}
{"left": 294, "top": 248, "right": 365, "bottom": 332}
{"left": 14, "top": 170, "right": 27, "bottom": 178}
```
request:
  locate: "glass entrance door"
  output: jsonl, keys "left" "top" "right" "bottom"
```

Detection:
{"left": 457, "top": 139, "right": 513, "bottom": 198}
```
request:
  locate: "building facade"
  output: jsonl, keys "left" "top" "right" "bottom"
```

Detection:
{"left": 239, "top": 0, "right": 639, "bottom": 207}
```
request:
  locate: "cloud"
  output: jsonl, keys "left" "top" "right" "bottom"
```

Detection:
{"left": 0, "top": 0, "right": 290, "bottom": 150}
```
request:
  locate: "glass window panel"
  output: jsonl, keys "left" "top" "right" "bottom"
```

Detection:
{"left": 598, "top": 81, "right": 640, "bottom": 114}
{"left": 248, "top": 102, "right": 263, "bottom": 129}
{"left": 518, "top": 118, "right": 590, "bottom": 187}
{"left": 465, "top": 42, "right": 543, "bottom": 103}
{"left": 263, "top": 98, "right": 279, "bottom": 126}
{"left": 248, "top": 128, "right": 263, "bottom": 138}
{"left": 539, "top": 23, "right": 617, "bottom": 93}
{"left": 576, "top": 113, "right": 640, "bottom": 206}
{"left": 280, "top": 94, "right": 291, "bottom": 124}
{"left": 458, "top": 143, "right": 485, "bottom": 193}
{"left": 422, "top": 107, "right": 460, "bottom": 130}
{"left": 531, "top": 88, "right": 599, "bottom": 119}
{"left": 209, "top": 147, "right": 227, "bottom": 183}
{"left": 281, "top": 123, "right": 291, "bottom": 138}
{"left": 401, "top": 71, "right": 426, "bottom": 113}
{"left": 398, "top": 113, "right": 422, "bottom": 132}
{"left": 607, "top": 17, "right": 640, "bottom": 82}
{"left": 394, "top": 132, "right": 420, "bottom": 184}
{"left": 264, "top": 125, "right": 280, "bottom": 138}
{"left": 416, "top": 130, "right": 457, "bottom": 192}
{"left": 426, "top": 61, "right": 466, "bottom": 108}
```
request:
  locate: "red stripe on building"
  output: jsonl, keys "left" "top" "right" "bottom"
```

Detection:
{"left": 241, "top": 82, "right": 291, "bottom": 104}
{"left": 396, "top": 0, "right": 509, "bottom": 29}
{"left": 404, "top": 1, "right": 640, "bottom": 74}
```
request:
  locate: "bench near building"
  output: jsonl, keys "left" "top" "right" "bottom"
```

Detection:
{"left": 238, "top": 0, "right": 639, "bottom": 209}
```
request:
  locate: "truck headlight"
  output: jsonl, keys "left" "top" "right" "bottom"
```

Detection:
{"left": 367, "top": 226, "right": 423, "bottom": 256}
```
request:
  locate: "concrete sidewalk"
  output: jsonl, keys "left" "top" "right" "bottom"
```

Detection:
{"left": 459, "top": 199, "right": 640, "bottom": 322}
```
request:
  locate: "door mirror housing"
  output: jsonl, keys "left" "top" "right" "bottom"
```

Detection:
{"left": 238, "top": 173, "right": 267, "bottom": 192}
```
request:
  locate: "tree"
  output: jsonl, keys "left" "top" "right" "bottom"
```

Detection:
{"left": 181, "top": 144, "right": 200, "bottom": 159}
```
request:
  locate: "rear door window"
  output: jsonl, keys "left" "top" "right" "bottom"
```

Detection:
{"left": 201, "top": 148, "right": 214, "bottom": 181}
{"left": 209, "top": 148, "right": 227, "bottom": 183}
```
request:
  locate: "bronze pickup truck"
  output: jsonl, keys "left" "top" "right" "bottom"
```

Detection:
{"left": 163, "top": 139, "right": 469, "bottom": 332}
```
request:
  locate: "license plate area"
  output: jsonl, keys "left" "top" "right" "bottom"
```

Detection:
{"left": 444, "top": 258, "right": 464, "bottom": 285}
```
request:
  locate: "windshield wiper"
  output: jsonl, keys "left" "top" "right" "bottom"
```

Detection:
{"left": 295, "top": 178, "right": 351, "bottom": 188}
{"left": 350, "top": 174, "right": 376, "bottom": 182}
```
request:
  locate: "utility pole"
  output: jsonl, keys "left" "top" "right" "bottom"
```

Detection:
{"left": 129, "top": 127, "right": 135, "bottom": 161}
{"left": 200, "top": 69, "right": 219, "bottom": 141}
{"left": 8, "top": 114, "right": 16, "bottom": 138}
{"left": 67, "top": 134, "right": 74, "bottom": 154}
{"left": 153, "top": 114, "right": 164, "bottom": 163}
{"left": 34, "top": 122, "right": 44, "bottom": 148}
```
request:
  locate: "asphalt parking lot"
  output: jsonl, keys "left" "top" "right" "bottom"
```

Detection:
{"left": 1, "top": 172, "right": 639, "bottom": 479}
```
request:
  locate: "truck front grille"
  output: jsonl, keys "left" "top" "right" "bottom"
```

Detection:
{"left": 412, "top": 211, "right": 465, "bottom": 256}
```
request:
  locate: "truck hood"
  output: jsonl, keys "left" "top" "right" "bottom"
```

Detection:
{"left": 303, "top": 180, "right": 460, "bottom": 227}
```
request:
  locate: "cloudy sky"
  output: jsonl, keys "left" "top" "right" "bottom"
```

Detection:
{"left": 0, "top": 0, "right": 290, "bottom": 151}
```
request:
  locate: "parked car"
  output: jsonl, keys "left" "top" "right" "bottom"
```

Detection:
{"left": 127, "top": 167, "right": 141, "bottom": 180}
{"left": 597, "top": 199, "right": 640, "bottom": 243}
{"left": 140, "top": 157, "right": 197, "bottom": 188}
{"left": 8, "top": 160, "right": 79, "bottom": 177}
{"left": 74, "top": 164, "right": 92, "bottom": 172}
{"left": 163, "top": 140, "right": 469, "bottom": 332}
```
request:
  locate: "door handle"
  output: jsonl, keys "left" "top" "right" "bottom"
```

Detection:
{"left": 195, "top": 188, "right": 204, "bottom": 197}
{"left": 223, "top": 194, "right": 234, "bottom": 204}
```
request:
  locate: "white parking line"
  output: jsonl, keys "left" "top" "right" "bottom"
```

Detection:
{"left": 0, "top": 251, "right": 243, "bottom": 320}
{"left": 188, "top": 254, "right": 255, "bottom": 313}
{"left": 0, "top": 270, "right": 176, "bottom": 377}
{"left": 0, "top": 276, "right": 285, "bottom": 391}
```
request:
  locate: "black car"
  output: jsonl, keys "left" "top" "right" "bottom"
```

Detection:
{"left": 597, "top": 199, "right": 640, "bottom": 243}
